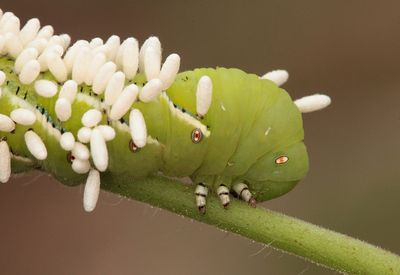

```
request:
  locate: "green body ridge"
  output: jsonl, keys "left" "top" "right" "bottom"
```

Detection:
{"left": 0, "top": 57, "right": 308, "bottom": 202}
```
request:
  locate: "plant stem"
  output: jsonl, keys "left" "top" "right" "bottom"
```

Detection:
{"left": 101, "top": 174, "right": 400, "bottom": 274}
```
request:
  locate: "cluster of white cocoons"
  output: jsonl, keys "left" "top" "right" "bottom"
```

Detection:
{"left": 0, "top": 9, "right": 185, "bottom": 212}
{"left": 0, "top": 91, "right": 46, "bottom": 164}
{"left": 59, "top": 108, "right": 116, "bottom": 174}
{"left": 0, "top": 9, "right": 182, "bottom": 138}
{"left": 6, "top": 106, "right": 48, "bottom": 162}
{"left": 0, "top": 11, "right": 70, "bottom": 87}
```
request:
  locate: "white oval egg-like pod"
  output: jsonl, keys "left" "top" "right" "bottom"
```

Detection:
{"left": 34, "top": 79, "right": 58, "bottom": 98}
{"left": 24, "top": 130, "right": 47, "bottom": 160}
{"left": 10, "top": 108, "right": 36, "bottom": 126}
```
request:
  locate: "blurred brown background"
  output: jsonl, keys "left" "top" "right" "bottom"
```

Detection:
{"left": 1, "top": 0, "right": 400, "bottom": 274}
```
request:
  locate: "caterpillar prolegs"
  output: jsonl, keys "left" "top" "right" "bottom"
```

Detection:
{"left": 0, "top": 9, "right": 331, "bottom": 213}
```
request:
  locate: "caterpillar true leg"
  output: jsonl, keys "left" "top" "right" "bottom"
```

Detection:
{"left": 232, "top": 183, "right": 257, "bottom": 208}
{"left": 217, "top": 184, "right": 230, "bottom": 209}
{"left": 194, "top": 183, "right": 208, "bottom": 214}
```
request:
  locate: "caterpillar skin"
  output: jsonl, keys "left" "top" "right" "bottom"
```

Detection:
{"left": 0, "top": 9, "right": 330, "bottom": 212}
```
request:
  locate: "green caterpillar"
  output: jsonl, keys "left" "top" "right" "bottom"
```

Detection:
{"left": 0, "top": 9, "right": 331, "bottom": 213}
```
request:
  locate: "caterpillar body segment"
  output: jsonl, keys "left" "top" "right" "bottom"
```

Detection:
{"left": 0, "top": 9, "right": 331, "bottom": 213}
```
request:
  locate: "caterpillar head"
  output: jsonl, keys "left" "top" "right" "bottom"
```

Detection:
{"left": 244, "top": 142, "right": 309, "bottom": 201}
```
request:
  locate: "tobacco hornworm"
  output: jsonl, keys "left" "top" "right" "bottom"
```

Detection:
{"left": 0, "top": 9, "right": 331, "bottom": 213}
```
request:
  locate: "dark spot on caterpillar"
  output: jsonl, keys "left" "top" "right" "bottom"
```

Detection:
{"left": 173, "top": 103, "right": 177, "bottom": 108}
{"left": 54, "top": 124, "right": 62, "bottom": 131}
{"left": 191, "top": 128, "right": 203, "bottom": 143}
{"left": 15, "top": 86, "right": 20, "bottom": 95}
{"left": 6, "top": 80, "right": 9, "bottom": 85}
{"left": 129, "top": 139, "right": 140, "bottom": 153}
{"left": 23, "top": 92, "right": 27, "bottom": 100}
{"left": 196, "top": 114, "right": 203, "bottom": 120}
{"left": 66, "top": 152, "right": 75, "bottom": 164}
{"left": 133, "top": 82, "right": 137, "bottom": 85}
{"left": 0, "top": 136, "right": 7, "bottom": 141}
{"left": 80, "top": 87, "right": 83, "bottom": 93}
{"left": 182, "top": 108, "right": 186, "bottom": 113}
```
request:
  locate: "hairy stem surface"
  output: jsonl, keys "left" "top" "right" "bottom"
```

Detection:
{"left": 101, "top": 174, "right": 400, "bottom": 275}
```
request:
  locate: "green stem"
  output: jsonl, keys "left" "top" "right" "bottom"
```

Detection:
{"left": 101, "top": 174, "right": 400, "bottom": 275}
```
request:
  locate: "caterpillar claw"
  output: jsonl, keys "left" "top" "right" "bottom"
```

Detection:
{"left": 248, "top": 197, "right": 257, "bottom": 208}
{"left": 198, "top": 205, "right": 206, "bottom": 215}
